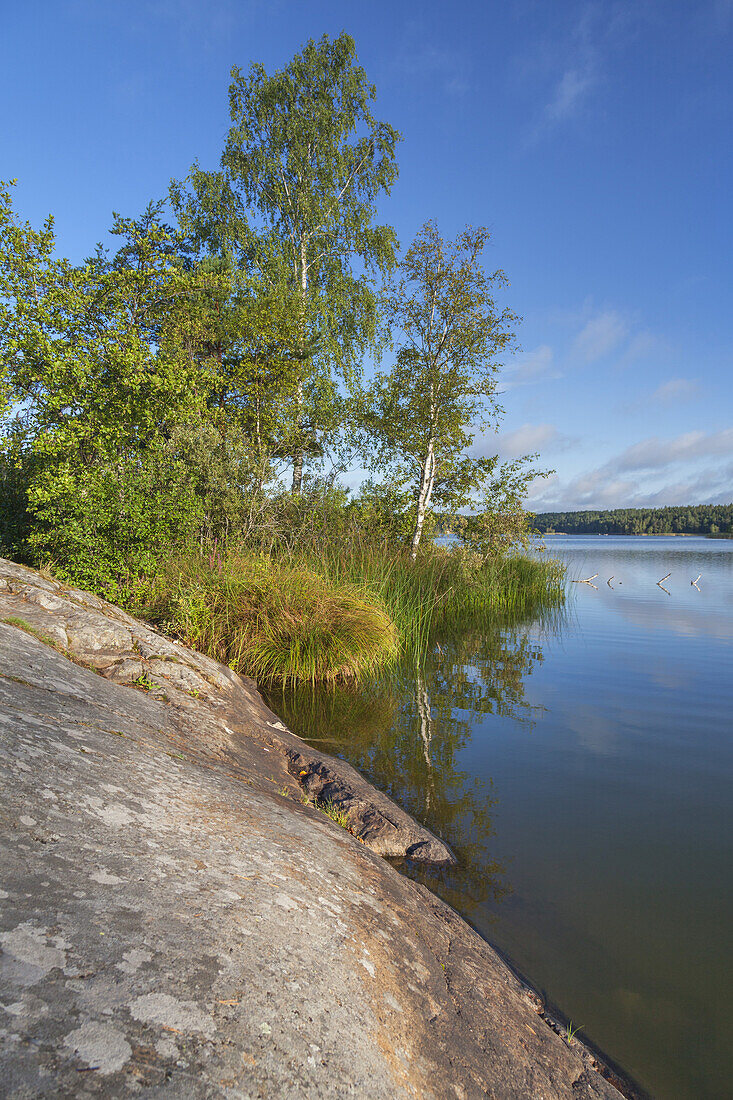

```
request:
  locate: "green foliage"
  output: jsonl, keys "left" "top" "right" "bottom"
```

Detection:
{"left": 0, "top": 435, "right": 33, "bottom": 561}
{"left": 364, "top": 222, "right": 546, "bottom": 556}
{"left": 28, "top": 441, "right": 204, "bottom": 602}
{"left": 0, "top": 186, "right": 207, "bottom": 455}
{"left": 451, "top": 455, "right": 548, "bottom": 558}
{"left": 131, "top": 672, "right": 161, "bottom": 692}
{"left": 0, "top": 38, "right": 562, "bottom": 676}
{"left": 534, "top": 505, "right": 733, "bottom": 536}
{"left": 346, "top": 479, "right": 418, "bottom": 544}
{"left": 0, "top": 184, "right": 220, "bottom": 597}
{"left": 178, "top": 255, "right": 308, "bottom": 478}
{"left": 172, "top": 32, "right": 401, "bottom": 490}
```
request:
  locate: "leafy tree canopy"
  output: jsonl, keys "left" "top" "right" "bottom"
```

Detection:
{"left": 365, "top": 222, "right": 544, "bottom": 556}
{"left": 171, "top": 32, "right": 401, "bottom": 490}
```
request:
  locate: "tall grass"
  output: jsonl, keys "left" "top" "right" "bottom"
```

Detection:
{"left": 132, "top": 553, "right": 398, "bottom": 685}
{"left": 130, "top": 541, "right": 564, "bottom": 686}
{"left": 293, "top": 540, "right": 566, "bottom": 651}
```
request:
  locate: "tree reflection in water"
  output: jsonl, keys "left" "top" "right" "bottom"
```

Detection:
{"left": 266, "top": 620, "right": 548, "bottom": 923}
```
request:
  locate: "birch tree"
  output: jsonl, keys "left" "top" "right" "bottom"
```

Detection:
{"left": 366, "top": 222, "right": 518, "bottom": 558}
{"left": 172, "top": 32, "right": 400, "bottom": 492}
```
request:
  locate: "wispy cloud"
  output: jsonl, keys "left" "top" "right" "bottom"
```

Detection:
{"left": 502, "top": 344, "right": 561, "bottom": 389}
{"left": 497, "top": 422, "right": 574, "bottom": 457}
{"left": 617, "top": 330, "right": 664, "bottom": 366}
{"left": 622, "top": 377, "right": 701, "bottom": 414}
{"left": 383, "top": 41, "right": 471, "bottom": 97}
{"left": 502, "top": 304, "right": 659, "bottom": 399}
{"left": 544, "top": 64, "right": 596, "bottom": 123}
{"left": 471, "top": 419, "right": 574, "bottom": 461}
{"left": 533, "top": 5, "right": 600, "bottom": 134}
{"left": 648, "top": 378, "right": 701, "bottom": 405}
{"left": 527, "top": 428, "right": 733, "bottom": 510}
{"left": 572, "top": 309, "right": 628, "bottom": 363}
{"left": 550, "top": 300, "right": 659, "bottom": 370}
{"left": 523, "top": 2, "right": 645, "bottom": 141}
{"left": 615, "top": 428, "right": 733, "bottom": 471}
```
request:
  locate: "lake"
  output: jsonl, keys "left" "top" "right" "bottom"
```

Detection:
{"left": 269, "top": 536, "right": 733, "bottom": 1099}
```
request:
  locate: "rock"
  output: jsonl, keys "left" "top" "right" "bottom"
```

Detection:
{"left": 0, "top": 558, "right": 453, "bottom": 864}
{"left": 0, "top": 559, "right": 629, "bottom": 1098}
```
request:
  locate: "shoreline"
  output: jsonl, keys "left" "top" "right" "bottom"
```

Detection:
{"left": 0, "top": 557, "right": 641, "bottom": 1097}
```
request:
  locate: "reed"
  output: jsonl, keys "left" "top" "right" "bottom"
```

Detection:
{"left": 130, "top": 541, "right": 565, "bottom": 685}
{"left": 295, "top": 541, "right": 566, "bottom": 648}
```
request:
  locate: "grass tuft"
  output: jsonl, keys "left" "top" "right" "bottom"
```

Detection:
{"left": 315, "top": 798, "right": 351, "bottom": 830}
{"left": 128, "top": 541, "right": 564, "bottom": 686}
{"left": 133, "top": 554, "right": 398, "bottom": 686}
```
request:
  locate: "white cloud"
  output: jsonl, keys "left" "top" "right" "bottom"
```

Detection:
{"left": 527, "top": 431, "right": 733, "bottom": 511}
{"left": 572, "top": 310, "right": 628, "bottom": 363}
{"left": 615, "top": 428, "right": 733, "bottom": 472}
{"left": 472, "top": 420, "right": 573, "bottom": 461}
{"left": 629, "top": 466, "right": 733, "bottom": 507}
{"left": 502, "top": 344, "right": 560, "bottom": 389}
{"left": 648, "top": 378, "right": 701, "bottom": 405}
{"left": 497, "top": 422, "right": 570, "bottom": 457}
{"left": 619, "top": 330, "right": 662, "bottom": 365}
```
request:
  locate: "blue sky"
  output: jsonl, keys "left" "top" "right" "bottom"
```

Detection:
{"left": 3, "top": 0, "right": 731, "bottom": 510}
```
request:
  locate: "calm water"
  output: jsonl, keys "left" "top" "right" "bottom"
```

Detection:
{"left": 270, "top": 536, "right": 733, "bottom": 1099}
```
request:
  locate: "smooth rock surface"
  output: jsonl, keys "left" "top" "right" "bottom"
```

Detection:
{"left": 0, "top": 560, "right": 628, "bottom": 1098}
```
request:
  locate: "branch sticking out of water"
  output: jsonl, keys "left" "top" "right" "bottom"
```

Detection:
{"left": 657, "top": 572, "right": 672, "bottom": 596}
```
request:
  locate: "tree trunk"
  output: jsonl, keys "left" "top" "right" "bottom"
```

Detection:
{"left": 291, "top": 446, "right": 304, "bottom": 494}
{"left": 291, "top": 240, "right": 308, "bottom": 495}
{"left": 410, "top": 438, "right": 436, "bottom": 560}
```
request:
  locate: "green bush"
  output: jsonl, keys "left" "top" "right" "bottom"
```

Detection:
{"left": 26, "top": 445, "right": 204, "bottom": 603}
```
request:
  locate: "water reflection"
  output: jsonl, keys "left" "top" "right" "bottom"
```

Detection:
{"left": 268, "top": 537, "right": 733, "bottom": 1099}
{"left": 267, "top": 617, "right": 552, "bottom": 919}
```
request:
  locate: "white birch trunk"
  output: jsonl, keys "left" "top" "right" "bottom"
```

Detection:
{"left": 410, "top": 437, "right": 436, "bottom": 560}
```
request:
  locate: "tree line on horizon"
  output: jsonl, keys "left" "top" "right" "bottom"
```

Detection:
{"left": 0, "top": 32, "right": 547, "bottom": 597}
{"left": 532, "top": 505, "right": 733, "bottom": 536}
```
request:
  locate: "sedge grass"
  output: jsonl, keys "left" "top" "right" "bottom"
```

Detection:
{"left": 130, "top": 541, "right": 564, "bottom": 686}
{"left": 132, "top": 553, "right": 398, "bottom": 686}
{"left": 292, "top": 541, "right": 566, "bottom": 652}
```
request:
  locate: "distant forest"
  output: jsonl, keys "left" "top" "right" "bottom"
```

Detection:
{"left": 533, "top": 505, "right": 733, "bottom": 536}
